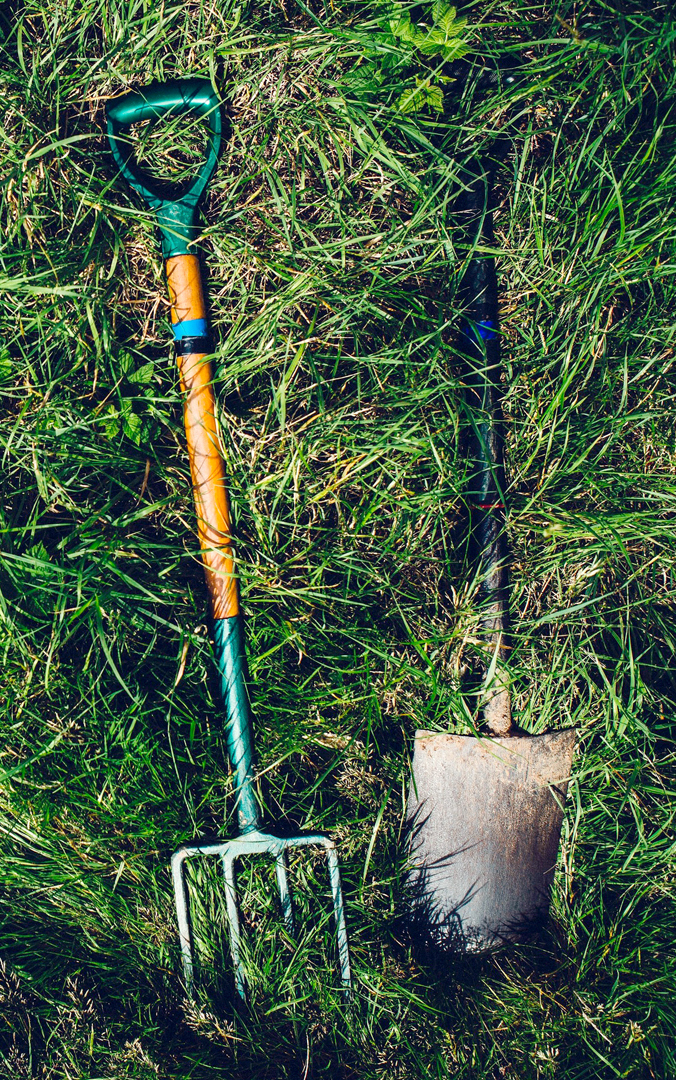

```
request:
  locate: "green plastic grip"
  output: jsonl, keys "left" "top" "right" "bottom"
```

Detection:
{"left": 106, "top": 78, "right": 222, "bottom": 258}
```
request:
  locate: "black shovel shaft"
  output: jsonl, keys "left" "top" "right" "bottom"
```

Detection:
{"left": 459, "top": 164, "right": 510, "bottom": 668}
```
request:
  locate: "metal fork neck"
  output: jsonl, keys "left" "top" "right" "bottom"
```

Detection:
{"left": 213, "top": 616, "right": 260, "bottom": 832}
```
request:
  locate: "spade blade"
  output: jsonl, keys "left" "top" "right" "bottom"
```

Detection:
{"left": 407, "top": 729, "right": 577, "bottom": 949}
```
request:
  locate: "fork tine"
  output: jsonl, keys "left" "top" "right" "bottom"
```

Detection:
{"left": 275, "top": 851, "right": 294, "bottom": 933}
{"left": 222, "top": 853, "right": 246, "bottom": 1000}
{"left": 326, "top": 844, "right": 352, "bottom": 1000}
{"left": 170, "top": 848, "right": 195, "bottom": 997}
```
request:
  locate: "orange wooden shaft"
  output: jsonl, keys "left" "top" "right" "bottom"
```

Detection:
{"left": 167, "top": 255, "right": 239, "bottom": 620}
{"left": 167, "top": 254, "right": 207, "bottom": 325}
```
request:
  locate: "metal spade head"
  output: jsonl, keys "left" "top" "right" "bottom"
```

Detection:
{"left": 171, "top": 829, "right": 351, "bottom": 1001}
{"left": 406, "top": 729, "right": 577, "bottom": 950}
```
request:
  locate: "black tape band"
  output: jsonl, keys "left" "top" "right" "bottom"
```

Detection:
{"left": 175, "top": 335, "right": 212, "bottom": 356}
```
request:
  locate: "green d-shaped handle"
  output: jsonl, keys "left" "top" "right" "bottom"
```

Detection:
{"left": 106, "top": 78, "right": 222, "bottom": 258}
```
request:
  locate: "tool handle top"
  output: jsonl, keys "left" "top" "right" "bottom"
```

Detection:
{"left": 106, "top": 79, "right": 222, "bottom": 258}
{"left": 106, "top": 78, "right": 219, "bottom": 127}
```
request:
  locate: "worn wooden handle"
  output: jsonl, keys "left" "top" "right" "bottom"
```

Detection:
{"left": 460, "top": 165, "right": 514, "bottom": 736}
{"left": 167, "top": 254, "right": 239, "bottom": 620}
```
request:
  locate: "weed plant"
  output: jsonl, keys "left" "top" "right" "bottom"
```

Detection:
{"left": 0, "top": 0, "right": 675, "bottom": 1077}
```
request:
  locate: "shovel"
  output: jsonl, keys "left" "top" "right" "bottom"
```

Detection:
{"left": 106, "top": 79, "right": 351, "bottom": 1000}
{"left": 406, "top": 160, "right": 576, "bottom": 950}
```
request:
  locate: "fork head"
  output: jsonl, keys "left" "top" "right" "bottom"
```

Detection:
{"left": 171, "top": 829, "right": 351, "bottom": 1002}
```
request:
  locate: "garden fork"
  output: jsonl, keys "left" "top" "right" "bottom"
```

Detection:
{"left": 106, "top": 78, "right": 351, "bottom": 1002}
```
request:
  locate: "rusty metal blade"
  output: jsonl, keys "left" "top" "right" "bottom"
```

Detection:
{"left": 406, "top": 729, "right": 577, "bottom": 949}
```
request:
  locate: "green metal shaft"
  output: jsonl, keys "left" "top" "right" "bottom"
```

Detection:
{"left": 213, "top": 616, "right": 259, "bottom": 833}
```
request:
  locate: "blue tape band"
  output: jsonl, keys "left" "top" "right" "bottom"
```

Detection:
{"left": 476, "top": 321, "right": 497, "bottom": 340}
{"left": 173, "top": 318, "right": 208, "bottom": 341}
{"left": 463, "top": 320, "right": 497, "bottom": 342}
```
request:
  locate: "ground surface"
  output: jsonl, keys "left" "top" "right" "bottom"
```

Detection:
{"left": 0, "top": 1, "right": 675, "bottom": 1077}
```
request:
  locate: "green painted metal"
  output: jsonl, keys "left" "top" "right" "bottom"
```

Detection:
{"left": 106, "top": 78, "right": 222, "bottom": 258}
{"left": 213, "top": 616, "right": 259, "bottom": 834}
{"left": 172, "top": 616, "right": 353, "bottom": 1001}
{"left": 172, "top": 829, "right": 352, "bottom": 1001}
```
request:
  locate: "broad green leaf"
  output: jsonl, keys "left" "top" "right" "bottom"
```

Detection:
{"left": 128, "top": 362, "right": 154, "bottom": 385}
{"left": 123, "top": 410, "right": 143, "bottom": 445}
{"left": 101, "top": 406, "right": 120, "bottom": 438}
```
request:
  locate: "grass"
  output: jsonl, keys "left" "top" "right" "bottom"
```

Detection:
{"left": 1, "top": 0, "right": 676, "bottom": 1075}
